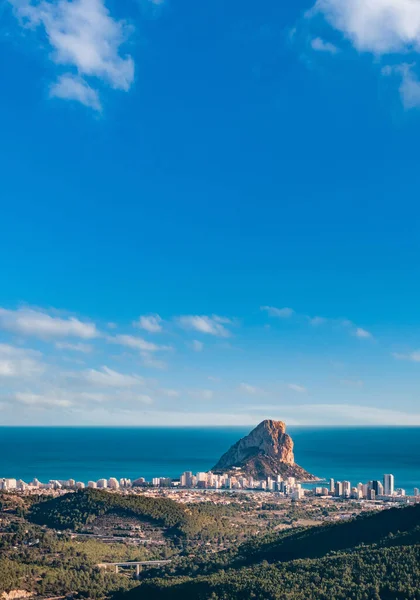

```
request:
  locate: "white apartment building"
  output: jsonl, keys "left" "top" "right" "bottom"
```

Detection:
{"left": 383, "top": 474, "right": 395, "bottom": 496}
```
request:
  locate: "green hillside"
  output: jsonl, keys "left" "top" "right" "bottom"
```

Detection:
{"left": 121, "top": 504, "right": 420, "bottom": 599}
{"left": 29, "top": 489, "right": 237, "bottom": 540}
{"left": 29, "top": 489, "right": 190, "bottom": 536}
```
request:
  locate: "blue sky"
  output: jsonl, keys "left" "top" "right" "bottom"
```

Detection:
{"left": 2, "top": 0, "right": 420, "bottom": 425}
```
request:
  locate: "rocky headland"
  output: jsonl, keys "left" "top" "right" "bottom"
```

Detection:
{"left": 212, "top": 419, "right": 317, "bottom": 480}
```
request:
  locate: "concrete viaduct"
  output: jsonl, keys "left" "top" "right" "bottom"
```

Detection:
{"left": 98, "top": 560, "right": 172, "bottom": 577}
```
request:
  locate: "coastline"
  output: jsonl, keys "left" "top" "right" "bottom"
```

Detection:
{"left": 1, "top": 426, "right": 419, "bottom": 494}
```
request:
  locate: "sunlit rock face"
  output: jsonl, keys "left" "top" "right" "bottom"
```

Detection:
{"left": 212, "top": 419, "right": 317, "bottom": 480}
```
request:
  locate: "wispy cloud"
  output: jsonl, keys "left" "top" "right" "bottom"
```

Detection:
{"left": 135, "top": 314, "right": 163, "bottom": 333}
{"left": 78, "top": 366, "right": 145, "bottom": 387}
{"left": 109, "top": 334, "right": 171, "bottom": 352}
{"left": 50, "top": 74, "right": 102, "bottom": 111}
{"left": 140, "top": 352, "right": 167, "bottom": 370}
{"left": 160, "top": 388, "right": 179, "bottom": 398}
{"left": 188, "top": 389, "right": 214, "bottom": 401}
{"left": 55, "top": 341, "right": 92, "bottom": 353}
{"left": 260, "top": 306, "right": 294, "bottom": 318}
{"left": 383, "top": 64, "right": 420, "bottom": 109}
{"left": 137, "top": 0, "right": 166, "bottom": 19}
{"left": 241, "top": 402, "right": 420, "bottom": 426}
{"left": 311, "top": 36, "right": 338, "bottom": 53}
{"left": 0, "top": 307, "right": 98, "bottom": 339}
{"left": 10, "top": 388, "right": 153, "bottom": 409}
{"left": 191, "top": 340, "right": 204, "bottom": 352}
{"left": 9, "top": 0, "right": 134, "bottom": 110}
{"left": 308, "top": 316, "right": 327, "bottom": 326}
{"left": 261, "top": 305, "right": 372, "bottom": 340}
{"left": 176, "top": 315, "right": 232, "bottom": 337}
{"left": 288, "top": 383, "right": 306, "bottom": 393}
{"left": 14, "top": 391, "right": 73, "bottom": 408}
{"left": 0, "top": 344, "right": 45, "bottom": 377}
{"left": 392, "top": 350, "right": 420, "bottom": 362}
{"left": 398, "top": 64, "right": 420, "bottom": 108}
{"left": 354, "top": 327, "right": 372, "bottom": 339}
{"left": 301, "top": 403, "right": 420, "bottom": 426}
{"left": 239, "top": 382, "right": 260, "bottom": 395}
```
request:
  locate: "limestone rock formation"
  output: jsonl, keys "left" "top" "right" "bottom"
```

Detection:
{"left": 212, "top": 419, "right": 317, "bottom": 480}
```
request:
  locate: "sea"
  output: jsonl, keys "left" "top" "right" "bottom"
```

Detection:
{"left": 0, "top": 427, "right": 419, "bottom": 494}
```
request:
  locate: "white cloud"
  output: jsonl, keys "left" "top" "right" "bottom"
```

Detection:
{"left": 0, "top": 344, "right": 44, "bottom": 377}
{"left": 241, "top": 402, "right": 420, "bottom": 426}
{"left": 8, "top": 387, "right": 153, "bottom": 410}
{"left": 137, "top": 0, "right": 165, "bottom": 18}
{"left": 354, "top": 327, "right": 372, "bottom": 339}
{"left": 308, "top": 315, "right": 327, "bottom": 325}
{"left": 67, "top": 409, "right": 274, "bottom": 426}
{"left": 76, "top": 391, "right": 109, "bottom": 402}
{"left": 176, "top": 315, "right": 232, "bottom": 337}
{"left": 135, "top": 314, "right": 163, "bottom": 333}
{"left": 0, "top": 359, "right": 37, "bottom": 377}
{"left": 300, "top": 403, "right": 420, "bottom": 425}
{"left": 55, "top": 341, "right": 92, "bottom": 353}
{"left": 80, "top": 366, "right": 145, "bottom": 387}
{"left": 261, "top": 307, "right": 376, "bottom": 343}
{"left": 109, "top": 334, "right": 171, "bottom": 352}
{"left": 312, "top": 0, "right": 420, "bottom": 54}
{"left": 394, "top": 64, "right": 420, "bottom": 108}
{"left": 0, "top": 307, "right": 98, "bottom": 339}
{"left": 383, "top": 62, "right": 420, "bottom": 108}
{"left": 50, "top": 73, "right": 102, "bottom": 110}
{"left": 239, "top": 383, "right": 259, "bottom": 394}
{"left": 288, "top": 383, "right": 306, "bottom": 393}
{"left": 10, "top": 386, "right": 153, "bottom": 413}
{"left": 133, "top": 394, "right": 153, "bottom": 405}
{"left": 6, "top": 401, "right": 420, "bottom": 426}
{"left": 261, "top": 306, "right": 295, "bottom": 318}
{"left": 392, "top": 350, "right": 420, "bottom": 362}
{"left": 140, "top": 352, "right": 167, "bottom": 370}
{"left": 0, "top": 344, "right": 31, "bottom": 357}
{"left": 14, "top": 392, "right": 72, "bottom": 408}
{"left": 160, "top": 388, "right": 179, "bottom": 398}
{"left": 9, "top": 0, "right": 134, "bottom": 108}
{"left": 309, "top": 0, "right": 420, "bottom": 108}
{"left": 189, "top": 389, "right": 214, "bottom": 401}
{"left": 191, "top": 340, "right": 204, "bottom": 352}
{"left": 311, "top": 36, "right": 338, "bottom": 53}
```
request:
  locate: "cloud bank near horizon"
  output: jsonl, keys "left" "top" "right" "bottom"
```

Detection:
{"left": 0, "top": 302, "right": 418, "bottom": 427}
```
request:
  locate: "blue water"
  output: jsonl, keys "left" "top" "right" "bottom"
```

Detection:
{"left": 0, "top": 427, "right": 419, "bottom": 494}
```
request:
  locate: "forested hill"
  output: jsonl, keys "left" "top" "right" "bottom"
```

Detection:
{"left": 220, "top": 502, "right": 420, "bottom": 567}
{"left": 29, "top": 489, "right": 191, "bottom": 537}
{"left": 121, "top": 504, "right": 420, "bottom": 599}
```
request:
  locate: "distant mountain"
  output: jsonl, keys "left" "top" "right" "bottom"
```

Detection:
{"left": 212, "top": 419, "right": 317, "bottom": 480}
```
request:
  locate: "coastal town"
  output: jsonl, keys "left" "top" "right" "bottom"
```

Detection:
{"left": 1, "top": 470, "right": 419, "bottom": 505}
{"left": 2, "top": 422, "right": 418, "bottom": 517}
